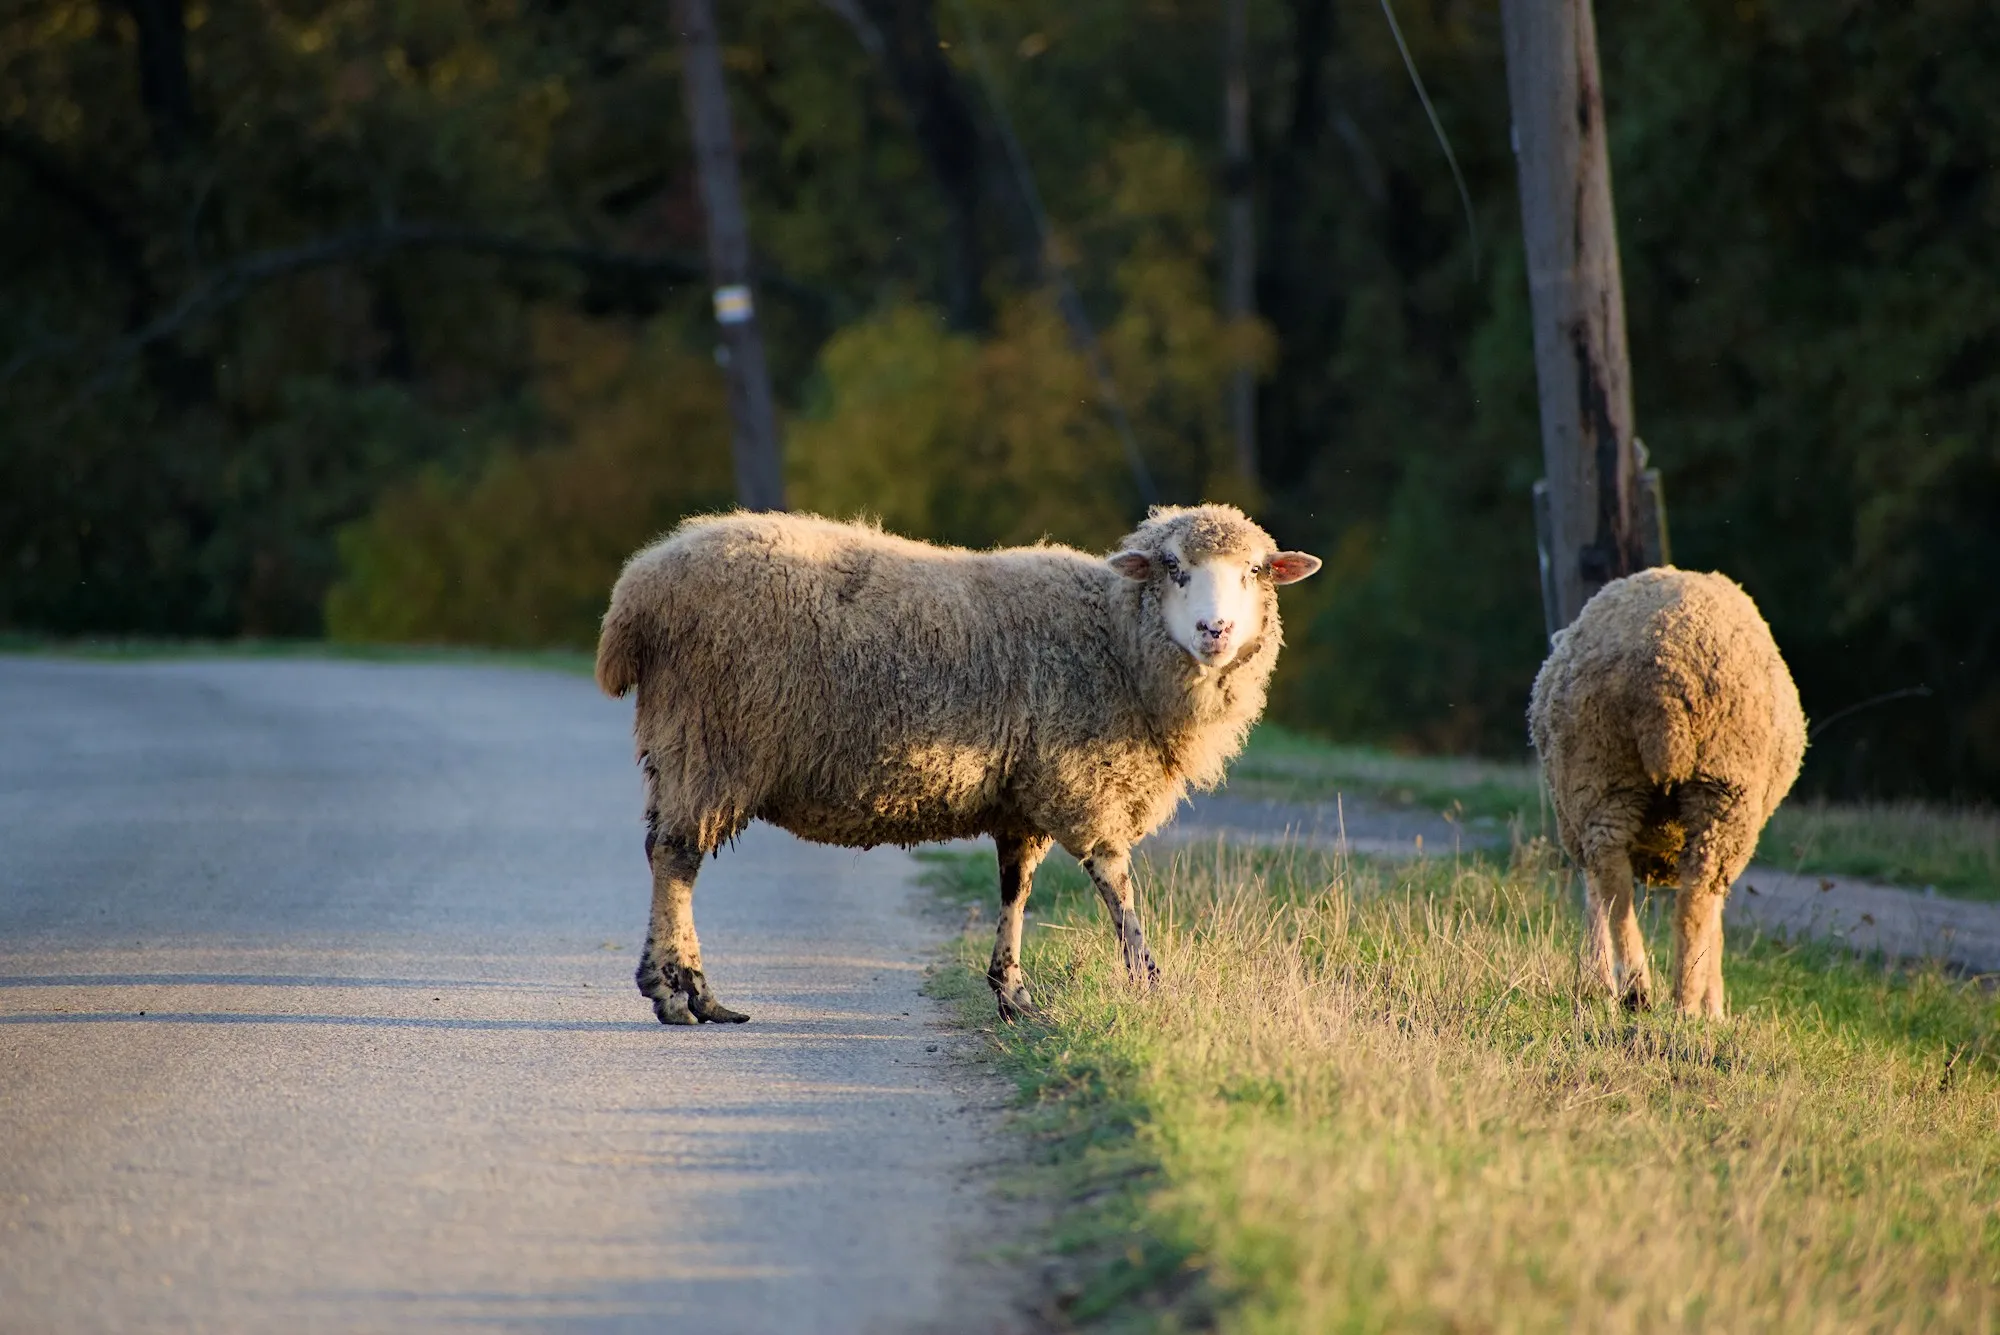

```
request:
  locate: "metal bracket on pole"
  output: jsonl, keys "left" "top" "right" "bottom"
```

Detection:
{"left": 1536, "top": 451, "right": 1667, "bottom": 647}
{"left": 1532, "top": 479, "right": 1561, "bottom": 645}
{"left": 1633, "top": 438, "right": 1670, "bottom": 568}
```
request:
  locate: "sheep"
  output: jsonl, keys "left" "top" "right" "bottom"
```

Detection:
{"left": 594, "top": 505, "right": 1321, "bottom": 1024}
{"left": 1528, "top": 566, "right": 1806, "bottom": 1017}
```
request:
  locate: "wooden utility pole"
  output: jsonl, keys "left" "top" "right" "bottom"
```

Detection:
{"left": 1222, "top": 0, "right": 1257, "bottom": 484}
{"left": 1500, "top": 0, "right": 1662, "bottom": 637}
{"left": 673, "top": 0, "right": 785, "bottom": 511}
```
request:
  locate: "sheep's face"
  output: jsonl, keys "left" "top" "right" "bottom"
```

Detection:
{"left": 1110, "top": 507, "right": 1321, "bottom": 670}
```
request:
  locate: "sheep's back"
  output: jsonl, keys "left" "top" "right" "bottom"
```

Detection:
{"left": 623, "top": 513, "right": 1118, "bottom": 844}
{"left": 1531, "top": 568, "right": 1805, "bottom": 826}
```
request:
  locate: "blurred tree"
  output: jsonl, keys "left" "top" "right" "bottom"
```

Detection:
{"left": 789, "top": 134, "right": 1270, "bottom": 542}
{"left": 325, "top": 310, "right": 734, "bottom": 647}
{"left": 674, "top": 0, "right": 785, "bottom": 510}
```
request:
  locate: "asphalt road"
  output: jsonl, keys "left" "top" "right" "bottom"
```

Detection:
{"left": 0, "top": 657, "right": 1027, "bottom": 1334}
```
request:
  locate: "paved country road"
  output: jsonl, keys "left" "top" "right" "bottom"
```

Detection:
{"left": 0, "top": 657, "right": 1028, "bottom": 1334}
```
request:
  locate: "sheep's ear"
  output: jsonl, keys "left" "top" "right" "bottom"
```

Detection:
{"left": 1268, "top": 552, "right": 1322, "bottom": 585}
{"left": 1108, "top": 551, "right": 1153, "bottom": 580}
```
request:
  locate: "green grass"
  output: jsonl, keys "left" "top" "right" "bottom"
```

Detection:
{"left": 1762, "top": 800, "right": 2000, "bottom": 904}
{"left": 1228, "top": 724, "right": 1542, "bottom": 828}
{"left": 921, "top": 842, "right": 2000, "bottom": 1333}
{"left": 1230, "top": 724, "right": 2000, "bottom": 900}
{"left": 0, "top": 633, "right": 595, "bottom": 676}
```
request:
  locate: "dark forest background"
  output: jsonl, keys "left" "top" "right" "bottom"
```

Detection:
{"left": 2, "top": 0, "right": 1996, "bottom": 800}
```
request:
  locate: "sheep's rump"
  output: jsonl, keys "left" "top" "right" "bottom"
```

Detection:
{"left": 598, "top": 513, "right": 1139, "bottom": 850}
{"left": 1529, "top": 567, "right": 1806, "bottom": 870}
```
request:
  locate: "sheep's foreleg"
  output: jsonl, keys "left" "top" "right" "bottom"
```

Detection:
{"left": 1081, "top": 848, "right": 1159, "bottom": 988}
{"left": 987, "top": 832, "right": 1052, "bottom": 1020}
{"left": 637, "top": 827, "right": 748, "bottom": 1026}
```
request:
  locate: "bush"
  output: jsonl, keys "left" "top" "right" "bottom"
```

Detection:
{"left": 325, "top": 312, "right": 734, "bottom": 648}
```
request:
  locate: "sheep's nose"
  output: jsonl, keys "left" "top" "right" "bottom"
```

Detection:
{"left": 1197, "top": 618, "right": 1233, "bottom": 642}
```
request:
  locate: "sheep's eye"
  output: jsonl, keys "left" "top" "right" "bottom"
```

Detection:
{"left": 1161, "top": 555, "right": 1179, "bottom": 572}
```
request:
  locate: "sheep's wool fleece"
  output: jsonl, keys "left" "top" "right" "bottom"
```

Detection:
{"left": 1529, "top": 567, "right": 1807, "bottom": 880}
{"left": 597, "top": 508, "right": 1286, "bottom": 855}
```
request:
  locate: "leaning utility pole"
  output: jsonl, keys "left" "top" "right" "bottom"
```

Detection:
{"left": 1500, "top": 0, "right": 1663, "bottom": 637}
{"left": 1222, "top": 0, "right": 1257, "bottom": 484}
{"left": 672, "top": 0, "right": 785, "bottom": 511}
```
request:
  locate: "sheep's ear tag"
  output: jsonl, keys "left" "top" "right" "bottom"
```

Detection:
{"left": 1108, "top": 551, "right": 1152, "bottom": 581}
{"left": 1268, "top": 552, "right": 1322, "bottom": 585}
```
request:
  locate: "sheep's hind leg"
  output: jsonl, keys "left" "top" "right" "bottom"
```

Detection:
{"left": 1583, "top": 845, "right": 1653, "bottom": 1011}
{"left": 988, "top": 832, "right": 1052, "bottom": 1021}
{"left": 1579, "top": 793, "right": 1652, "bottom": 1010}
{"left": 637, "top": 829, "right": 748, "bottom": 1026}
{"left": 1081, "top": 847, "right": 1159, "bottom": 988}
{"left": 1673, "top": 784, "right": 1749, "bottom": 1019}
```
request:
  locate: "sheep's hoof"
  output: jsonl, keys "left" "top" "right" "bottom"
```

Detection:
{"left": 1125, "top": 946, "right": 1160, "bottom": 990}
{"left": 642, "top": 956, "right": 750, "bottom": 1025}
{"left": 653, "top": 992, "right": 700, "bottom": 1025}
{"left": 994, "top": 983, "right": 1037, "bottom": 1023}
{"left": 1620, "top": 978, "right": 1654, "bottom": 1013}
{"left": 687, "top": 992, "right": 750, "bottom": 1024}
{"left": 675, "top": 966, "right": 749, "bottom": 1024}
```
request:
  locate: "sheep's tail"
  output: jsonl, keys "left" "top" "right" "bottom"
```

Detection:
{"left": 1634, "top": 690, "right": 1699, "bottom": 789}
{"left": 594, "top": 595, "right": 647, "bottom": 698}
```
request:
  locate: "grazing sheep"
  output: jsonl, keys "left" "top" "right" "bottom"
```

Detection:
{"left": 1528, "top": 567, "right": 1806, "bottom": 1017}
{"left": 595, "top": 505, "right": 1321, "bottom": 1024}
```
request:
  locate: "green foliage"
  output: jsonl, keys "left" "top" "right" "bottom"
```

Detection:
{"left": 0, "top": 373, "right": 458, "bottom": 635}
{"left": 1601, "top": 1, "right": 2000, "bottom": 799}
{"left": 3, "top": 0, "right": 1996, "bottom": 797}
{"left": 789, "top": 297, "right": 1131, "bottom": 548}
{"left": 325, "top": 311, "right": 734, "bottom": 648}
{"left": 790, "top": 134, "right": 1268, "bottom": 549}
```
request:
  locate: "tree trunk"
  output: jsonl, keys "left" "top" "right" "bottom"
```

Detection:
{"left": 1257, "top": 0, "right": 1334, "bottom": 492}
{"left": 121, "top": 0, "right": 195, "bottom": 155}
{"left": 672, "top": 0, "right": 785, "bottom": 511}
{"left": 1222, "top": 0, "right": 1257, "bottom": 485}
{"left": 844, "top": 0, "right": 992, "bottom": 332}
{"left": 1500, "top": 0, "right": 1645, "bottom": 632}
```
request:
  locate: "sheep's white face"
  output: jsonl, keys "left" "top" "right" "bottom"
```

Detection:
{"left": 1110, "top": 543, "right": 1322, "bottom": 670}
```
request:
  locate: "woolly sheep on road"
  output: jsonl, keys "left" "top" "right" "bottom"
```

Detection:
{"left": 596, "top": 506, "right": 1322, "bottom": 1024}
{"left": 1528, "top": 567, "right": 1806, "bottom": 1017}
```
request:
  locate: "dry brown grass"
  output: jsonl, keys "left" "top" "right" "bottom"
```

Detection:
{"left": 927, "top": 840, "right": 2000, "bottom": 1332}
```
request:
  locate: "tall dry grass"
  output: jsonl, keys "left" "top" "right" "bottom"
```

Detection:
{"left": 932, "top": 841, "right": 2000, "bottom": 1331}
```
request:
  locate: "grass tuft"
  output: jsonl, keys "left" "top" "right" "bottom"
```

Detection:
{"left": 922, "top": 841, "right": 2000, "bottom": 1332}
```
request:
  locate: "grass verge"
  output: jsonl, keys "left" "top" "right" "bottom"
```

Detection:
{"left": 1230, "top": 724, "right": 2000, "bottom": 901}
{"left": 0, "top": 634, "right": 594, "bottom": 676}
{"left": 1763, "top": 800, "right": 2000, "bottom": 904}
{"left": 921, "top": 841, "right": 2000, "bottom": 1332}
